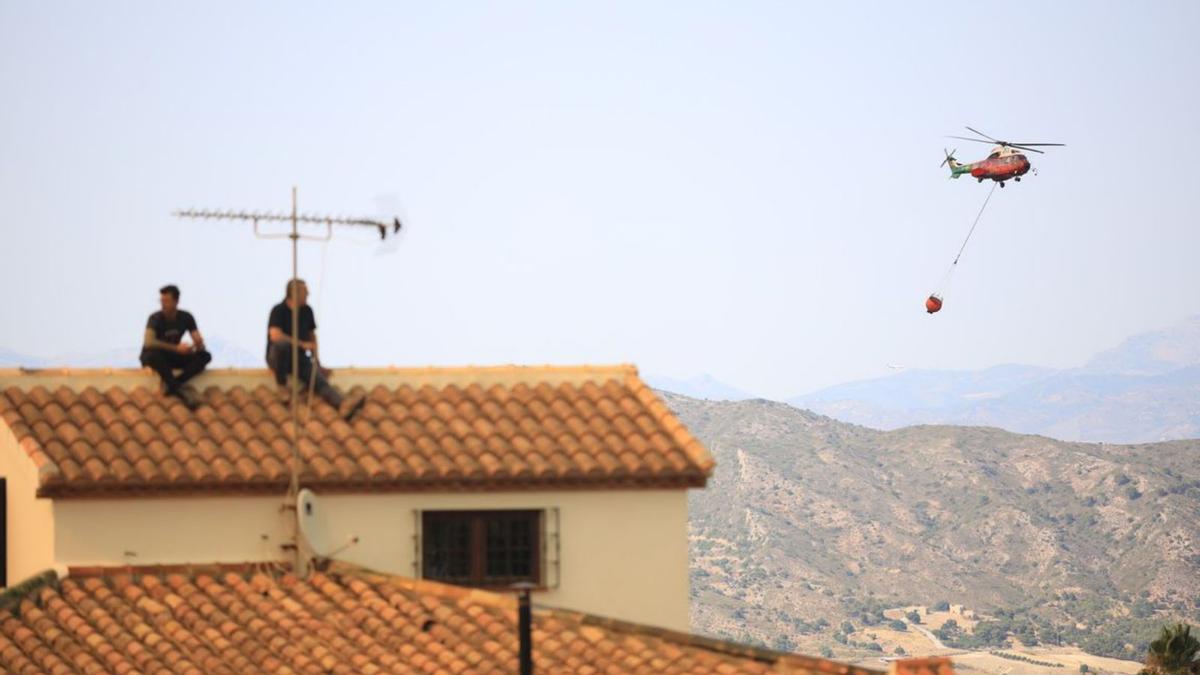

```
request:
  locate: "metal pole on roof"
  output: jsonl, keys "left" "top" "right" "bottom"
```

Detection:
{"left": 512, "top": 582, "right": 536, "bottom": 675}
{"left": 173, "top": 191, "right": 404, "bottom": 575}
{"left": 288, "top": 187, "right": 302, "bottom": 574}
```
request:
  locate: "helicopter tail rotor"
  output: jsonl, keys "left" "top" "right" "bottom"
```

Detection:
{"left": 941, "top": 148, "right": 963, "bottom": 178}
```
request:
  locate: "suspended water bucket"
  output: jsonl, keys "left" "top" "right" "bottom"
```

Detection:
{"left": 925, "top": 294, "right": 943, "bottom": 314}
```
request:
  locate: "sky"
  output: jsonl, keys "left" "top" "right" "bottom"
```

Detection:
{"left": 1, "top": 2, "right": 1198, "bottom": 399}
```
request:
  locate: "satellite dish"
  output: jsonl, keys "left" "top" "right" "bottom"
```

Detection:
{"left": 297, "top": 488, "right": 333, "bottom": 557}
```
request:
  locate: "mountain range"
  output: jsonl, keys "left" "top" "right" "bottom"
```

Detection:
{"left": 668, "top": 391, "right": 1200, "bottom": 661}
{"left": 641, "top": 316, "right": 1200, "bottom": 444}
{"left": 643, "top": 373, "right": 757, "bottom": 402}
{"left": 791, "top": 315, "right": 1200, "bottom": 443}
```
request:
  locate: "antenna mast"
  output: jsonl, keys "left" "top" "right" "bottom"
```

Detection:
{"left": 174, "top": 187, "right": 402, "bottom": 574}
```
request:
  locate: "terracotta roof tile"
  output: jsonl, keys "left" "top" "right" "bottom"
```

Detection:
{"left": 889, "top": 657, "right": 956, "bottom": 675}
{"left": 1, "top": 562, "right": 909, "bottom": 675}
{"left": 0, "top": 366, "right": 712, "bottom": 497}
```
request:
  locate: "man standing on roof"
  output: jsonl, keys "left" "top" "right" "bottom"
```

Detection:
{"left": 140, "top": 284, "right": 210, "bottom": 409}
{"left": 266, "top": 279, "right": 365, "bottom": 421}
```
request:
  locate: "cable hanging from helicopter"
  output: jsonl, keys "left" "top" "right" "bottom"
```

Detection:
{"left": 925, "top": 127, "right": 1064, "bottom": 315}
{"left": 926, "top": 182, "right": 997, "bottom": 314}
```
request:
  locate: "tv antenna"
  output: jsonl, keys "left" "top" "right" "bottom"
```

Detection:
{"left": 173, "top": 187, "right": 402, "bottom": 575}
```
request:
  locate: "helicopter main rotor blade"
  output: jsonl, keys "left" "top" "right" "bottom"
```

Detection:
{"left": 1009, "top": 144, "right": 1045, "bottom": 154}
{"left": 964, "top": 126, "right": 1001, "bottom": 143}
{"left": 1007, "top": 142, "right": 1065, "bottom": 147}
{"left": 947, "top": 135, "right": 996, "bottom": 144}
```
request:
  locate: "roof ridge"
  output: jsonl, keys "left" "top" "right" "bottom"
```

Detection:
{"left": 570, "top": 610, "right": 879, "bottom": 673}
{"left": 0, "top": 363, "right": 639, "bottom": 378}
{"left": 624, "top": 371, "right": 716, "bottom": 475}
{"left": 66, "top": 561, "right": 288, "bottom": 579}
{"left": 0, "top": 569, "right": 60, "bottom": 612}
{"left": 331, "top": 562, "right": 520, "bottom": 609}
{"left": 0, "top": 363, "right": 643, "bottom": 396}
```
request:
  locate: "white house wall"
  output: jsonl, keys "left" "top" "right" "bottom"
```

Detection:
{"left": 53, "top": 488, "right": 691, "bottom": 631}
{"left": 0, "top": 424, "right": 56, "bottom": 587}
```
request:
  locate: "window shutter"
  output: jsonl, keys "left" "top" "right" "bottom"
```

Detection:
{"left": 545, "top": 507, "right": 561, "bottom": 589}
{"left": 412, "top": 509, "right": 422, "bottom": 579}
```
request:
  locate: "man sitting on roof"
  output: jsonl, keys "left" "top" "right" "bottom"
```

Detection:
{"left": 140, "top": 284, "right": 210, "bottom": 409}
{"left": 266, "top": 279, "right": 365, "bottom": 421}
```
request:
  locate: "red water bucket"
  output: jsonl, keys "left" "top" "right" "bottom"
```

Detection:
{"left": 925, "top": 295, "right": 943, "bottom": 314}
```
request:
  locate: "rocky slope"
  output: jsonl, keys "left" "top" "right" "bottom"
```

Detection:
{"left": 672, "top": 393, "right": 1200, "bottom": 659}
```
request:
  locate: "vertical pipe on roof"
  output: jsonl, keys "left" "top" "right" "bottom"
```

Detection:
{"left": 514, "top": 583, "right": 535, "bottom": 675}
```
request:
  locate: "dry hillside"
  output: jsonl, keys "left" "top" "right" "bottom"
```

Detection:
{"left": 670, "top": 393, "right": 1200, "bottom": 661}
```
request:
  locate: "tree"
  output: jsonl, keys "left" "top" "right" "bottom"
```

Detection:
{"left": 840, "top": 621, "right": 856, "bottom": 635}
{"left": 906, "top": 610, "right": 922, "bottom": 624}
{"left": 895, "top": 647, "right": 907, "bottom": 656}
{"left": 933, "top": 600, "right": 951, "bottom": 612}
{"left": 890, "top": 620, "right": 909, "bottom": 632}
{"left": 820, "top": 646, "right": 834, "bottom": 659}
{"left": 1140, "top": 623, "right": 1200, "bottom": 675}
{"left": 1080, "top": 665, "right": 1090, "bottom": 673}
{"left": 972, "top": 620, "right": 1012, "bottom": 647}
{"left": 936, "top": 619, "right": 962, "bottom": 643}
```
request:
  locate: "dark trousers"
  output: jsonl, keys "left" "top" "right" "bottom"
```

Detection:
{"left": 141, "top": 349, "right": 211, "bottom": 394}
{"left": 267, "top": 341, "right": 342, "bottom": 407}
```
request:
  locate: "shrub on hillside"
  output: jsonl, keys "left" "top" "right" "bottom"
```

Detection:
{"left": 773, "top": 635, "right": 796, "bottom": 653}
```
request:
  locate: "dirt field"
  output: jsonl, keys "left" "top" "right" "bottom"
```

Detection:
{"left": 843, "top": 606, "right": 1145, "bottom": 674}
{"left": 947, "top": 647, "right": 1141, "bottom": 674}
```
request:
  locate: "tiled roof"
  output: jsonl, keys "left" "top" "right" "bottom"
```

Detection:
{"left": 0, "top": 366, "right": 714, "bottom": 498}
{"left": 0, "top": 564, "right": 884, "bottom": 675}
{"left": 888, "top": 657, "right": 955, "bottom": 675}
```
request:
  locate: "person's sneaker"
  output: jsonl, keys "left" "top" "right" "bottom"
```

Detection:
{"left": 341, "top": 394, "right": 366, "bottom": 422}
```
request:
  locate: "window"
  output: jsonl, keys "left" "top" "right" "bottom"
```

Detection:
{"left": 422, "top": 510, "right": 541, "bottom": 588}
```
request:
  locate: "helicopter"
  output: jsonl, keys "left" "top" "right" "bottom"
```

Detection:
{"left": 941, "top": 126, "right": 1064, "bottom": 187}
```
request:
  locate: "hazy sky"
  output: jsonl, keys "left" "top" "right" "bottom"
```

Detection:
{"left": 2, "top": 2, "right": 1198, "bottom": 398}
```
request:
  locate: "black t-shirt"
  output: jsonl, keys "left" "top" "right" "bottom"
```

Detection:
{"left": 145, "top": 310, "right": 197, "bottom": 346}
{"left": 267, "top": 302, "right": 317, "bottom": 357}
